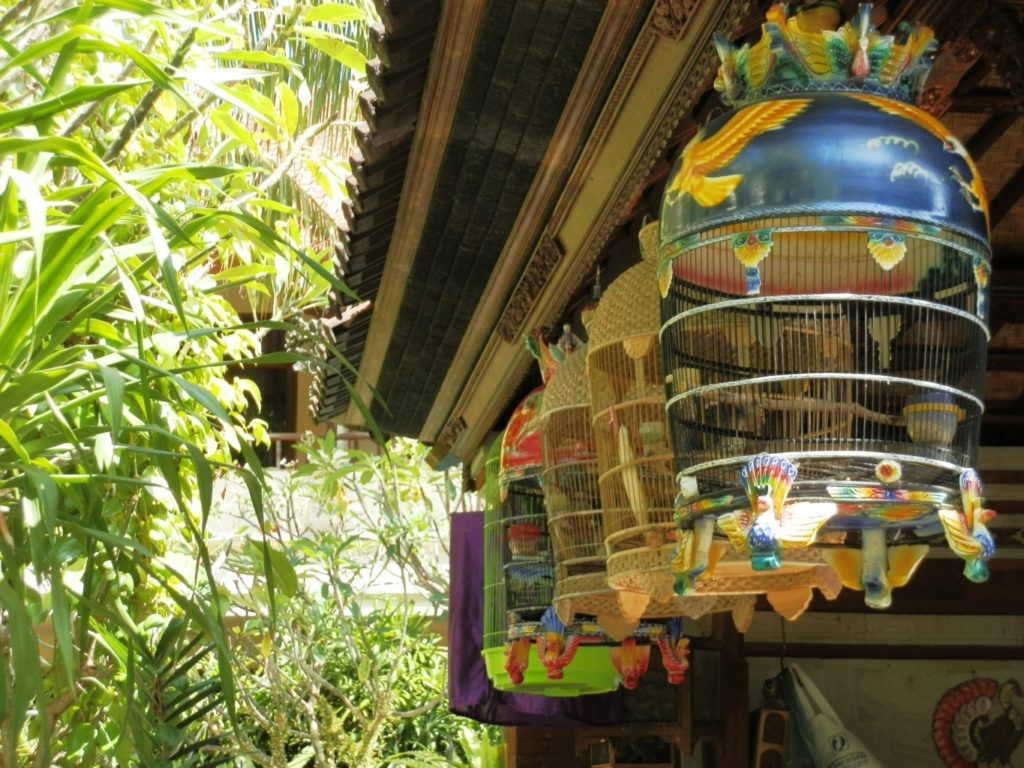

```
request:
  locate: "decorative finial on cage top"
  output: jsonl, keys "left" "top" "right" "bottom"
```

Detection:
{"left": 525, "top": 327, "right": 581, "bottom": 385}
{"left": 713, "top": 2, "right": 937, "bottom": 107}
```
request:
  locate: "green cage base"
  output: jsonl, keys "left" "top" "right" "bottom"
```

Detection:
{"left": 481, "top": 646, "right": 620, "bottom": 697}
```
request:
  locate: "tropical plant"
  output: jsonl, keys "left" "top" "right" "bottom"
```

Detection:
{"left": 0, "top": 0, "right": 376, "bottom": 764}
{"left": 217, "top": 434, "right": 494, "bottom": 768}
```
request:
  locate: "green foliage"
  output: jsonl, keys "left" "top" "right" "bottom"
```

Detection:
{"left": 0, "top": 0, "right": 379, "bottom": 764}
{"left": 220, "top": 435, "right": 494, "bottom": 768}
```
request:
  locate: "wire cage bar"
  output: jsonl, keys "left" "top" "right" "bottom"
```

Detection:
{"left": 655, "top": 4, "right": 996, "bottom": 606}
{"left": 483, "top": 387, "right": 554, "bottom": 654}
{"left": 657, "top": 85, "right": 996, "bottom": 600}
{"left": 661, "top": 222, "right": 988, "bottom": 501}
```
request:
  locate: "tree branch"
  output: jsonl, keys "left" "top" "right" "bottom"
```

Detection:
{"left": 0, "top": 0, "right": 39, "bottom": 35}
{"left": 62, "top": 30, "right": 159, "bottom": 139}
{"left": 294, "top": 656, "right": 367, "bottom": 728}
{"left": 103, "top": 29, "right": 196, "bottom": 163}
{"left": 393, "top": 695, "right": 443, "bottom": 719}
{"left": 161, "top": 3, "right": 304, "bottom": 143}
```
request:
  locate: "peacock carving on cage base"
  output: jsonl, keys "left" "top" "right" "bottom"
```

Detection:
{"left": 659, "top": 2, "right": 996, "bottom": 609}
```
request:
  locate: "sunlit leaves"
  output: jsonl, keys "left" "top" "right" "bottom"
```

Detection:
{"left": 302, "top": 3, "right": 366, "bottom": 24}
{"left": 0, "top": 0, "right": 381, "bottom": 762}
{"left": 299, "top": 30, "right": 368, "bottom": 74}
{"left": 276, "top": 81, "right": 300, "bottom": 136}
{"left": 222, "top": 434, "right": 483, "bottom": 765}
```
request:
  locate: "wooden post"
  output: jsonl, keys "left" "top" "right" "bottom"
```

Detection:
{"left": 714, "top": 613, "right": 749, "bottom": 768}
{"left": 506, "top": 726, "right": 578, "bottom": 767}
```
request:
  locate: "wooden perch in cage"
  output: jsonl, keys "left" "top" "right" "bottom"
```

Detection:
{"left": 701, "top": 389, "right": 903, "bottom": 426}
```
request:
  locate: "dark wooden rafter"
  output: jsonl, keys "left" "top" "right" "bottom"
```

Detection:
{"left": 965, "top": 113, "right": 1019, "bottom": 157}
{"left": 990, "top": 165, "right": 1024, "bottom": 229}
{"left": 942, "top": 3, "right": 1024, "bottom": 114}
{"left": 973, "top": 7, "right": 1024, "bottom": 102}
{"left": 951, "top": 91, "right": 1024, "bottom": 113}
{"left": 952, "top": 59, "right": 995, "bottom": 96}
{"left": 921, "top": 35, "right": 984, "bottom": 116}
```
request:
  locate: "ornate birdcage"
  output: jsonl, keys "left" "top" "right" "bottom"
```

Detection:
{"left": 540, "top": 333, "right": 605, "bottom": 595}
{"left": 529, "top": 330, "right": 700, "bottom": 689}
{"left": 482, "top": 336, "right": 620, "bottom": 695}
{"left": 589, "top": 223, "right": 677, "bottom": 561}
{"left": 585, "top": 223, "right": 838, "bottom": 625}
{"left": 660, "top": 3, "right": 996, "bottom": 608}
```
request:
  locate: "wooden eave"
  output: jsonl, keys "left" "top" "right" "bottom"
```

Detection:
{"left": 341, "top": 0, "right": 634, "bottom": 435}
{"left": 423, "top": 1, "right": 755, "bottom": 465}
{"left": 325, "top": 0, "right": 1024, "bottom": 470}
{"left": 311, "top": 0, "right": 440, "bottom": 423}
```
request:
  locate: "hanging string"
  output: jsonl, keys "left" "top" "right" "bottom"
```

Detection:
{"left": 779, "top": 614, "right": 787, "bottom": 672}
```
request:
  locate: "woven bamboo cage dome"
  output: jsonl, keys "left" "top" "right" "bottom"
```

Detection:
{"left": 533, "top": 335, "right": 717, "bottom": 690}
{"left": 660, "top": 3, "right": 996, "bottom": 607}
{"left": 587, "top": 223, "right": 679, "bottom": 619}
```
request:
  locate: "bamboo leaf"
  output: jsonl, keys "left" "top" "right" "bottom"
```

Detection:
{"left": 296, "top": 248, "right": 357, "bottom": 300}
{"left": 83, "top": 39, "right": 197, "bottom": 109}
{"left": 209, "top": 263, "right": 273, "bottom": 283}
{"left": 302, "top": 3, "right": 366, "bottom": 23}
{"left": 0, "top": 25, "right": 92, "bottom": 79}
{"left": 114, "top": 351, "right": 232, "bottom": 422}
{"left": 301, "top": 35, "right": 367, "bottom": 74}
{"left": 5, "top": 168, "right": 47, "bottom": 267}
{"left": 181, "top": 75, "right": 279, "bottom": 131}
{"left": 157, "top": 244, "right": 188, "bottom": 328}
{"left": 50, "top": 560, "right": 77, "bottom": 684}
{"left": 0, "top": 224, "right": 76, "bottom": 246}
{"left": 49, "top": 0, "right": 198, "bottom": 27}
{"left": 94, "top": 431, "right": 115, "bottom": 471}
{"left": 237, "top": 460, "right": 275, "bottom": 621}
{"left": 0, "top": 82, "right": 148, "bottom": 132}
{"left": 0, "top": 417, "right": 30, "bottom": 463}
{"left": 185, "top": 444, "right": 212, "bottom": 526}
{"left": 98, "top": 364, "right": 125, "bottom": 440}
{"left": 0, "top": 580, "right": 42, "bottom": 756}
{"left": 60, "top": 516, "right": 153, "bottom": 556}
{"left": 116, "top": 263, "right": 146, "bottom": 322}
{"left": 25, "top": 465, "right": 58, "bottom": 532}
{"left": 276, "top": 81, "right": 299, "bottom": 137}
{"left": 213, "top": 50, "right": 302, "bottom": 77}
{"left": 210, "top": 108, "right": 260, "bottom": 153}
{"left": 264, "top": 545, "right": 298, "bottom": 598}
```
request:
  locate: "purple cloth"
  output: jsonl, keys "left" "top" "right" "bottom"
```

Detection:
{"left": 447, "top": 512, "right": 624, "bottom": 726}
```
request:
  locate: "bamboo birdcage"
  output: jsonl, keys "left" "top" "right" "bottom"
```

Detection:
{"left": 539, "top": 343, "right": 605, "bottom": 592}
{"left": 581, "top": 223, "right": 838, "bottom": 626}
{"left": 588, "top": 223, "right": 676, "bottom": 557}
{"left": 532, "top": 332, "right": 731, "bottom": 686}
{"left": 483, "top": 338, "right": 622, "bottom": 695}
{"left": 483, "top": 388, "right": 552, "bottom": 657}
